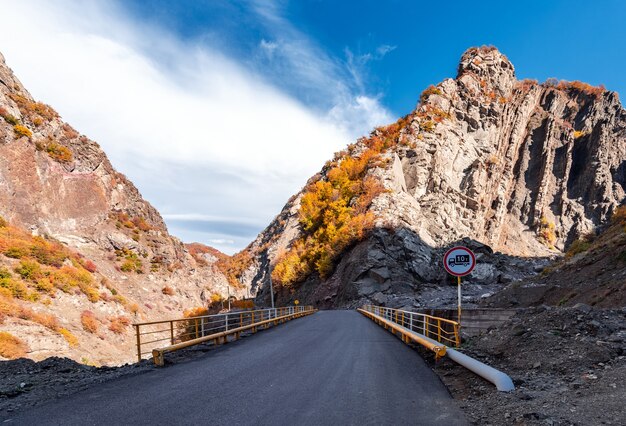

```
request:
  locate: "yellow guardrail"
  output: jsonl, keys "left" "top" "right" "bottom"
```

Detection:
{"left": 133, "top": 306, "right": 316, "bottom": 366}
{"left": 358, "top": 305, "right": 460, "bottom": 357}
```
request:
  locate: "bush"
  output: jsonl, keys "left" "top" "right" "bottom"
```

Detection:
{"left": 2, "top": 113, "right": 18, "bottom": 126}
{"left": 14, "top": 260, "right": 43, "bottom": 281}
{"left": 59, "top": 328, "right": 78, "bottom": 347}
{"left": 80, "top": 311, "right": 99, "bottom": 333}
{"left": 46, "top": 143, "right": 73, "bottom": 163}
{"left": 420, "top": 85, "right": 442, "bottom": 103}
{"left": 83, "top": 260, "right": 97, "bottom": 273}
{"left": 0, "top": 216, "right": 6, "bottom": 228}
{"left": 537, "top": 216, "right": 556, "bottom": 247}
{"left": 108, "top": 316, "right": 131, "bottom": 334}
{"left": 162, "top": 286, "right": 175, "bottom": 296}
{"left": 5, "top": 246, "right": 28, "bottom": 259}
{"left": 13, "top": 124, "right": 32, "bottom": 139}
{"left": 0, "top": 332, "right": 28, "bottom": 359}
{"left": 566, "top": 239, "right": 592, "bottom": 258}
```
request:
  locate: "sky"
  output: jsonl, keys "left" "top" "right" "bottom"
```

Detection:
{"left": 0, "top": 0, "right": 624, "bottom": 254}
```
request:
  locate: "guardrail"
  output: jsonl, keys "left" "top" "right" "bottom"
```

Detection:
{"left": 359, "top": 305, "right": 460, "bottom": 349}
{"left": 358, "top": 305, "right": 514, "bottom": 391}
{"left": 133, "top": 306, "right": 315, "bottom": 366}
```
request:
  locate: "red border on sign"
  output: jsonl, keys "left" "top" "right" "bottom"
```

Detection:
{"left": 443, "top": 246, "right": 476, "bottom": 277}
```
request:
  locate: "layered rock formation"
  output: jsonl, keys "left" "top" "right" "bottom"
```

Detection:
{"left": 0, "top": 52, "right": 235, "bottom": 364}
{"left": 241, "top": 47, "right": 626, "bottom": 309}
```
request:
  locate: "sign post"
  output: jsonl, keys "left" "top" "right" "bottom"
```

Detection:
{"left": 443, "top": 246, "right": 476, "bottom": 329}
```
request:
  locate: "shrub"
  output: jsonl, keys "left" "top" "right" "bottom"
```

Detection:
{"left": 420, "top": 85, "right": 442, "bottom": 103}
{"left": 178, "top": 307, "right": 210, "bottom": 341}
{"left": 421, "top": 121, "right": 436, "bottom": 132}
{"left": 46, "top": 143, "right": 73, "bottom": 163}
{"left": 0, "top": 268, "right": 11, "bottom": 279}
{"left": 2, "top": 114, "right": 18, "bottom": 126}
{"left": 80, "top": 311, "right": 99, "bottom": 333}
{"left": 108, "top": 316, "right": 131, "bottom": 334}
{"left": 13, "top": 124, "right": 32, "bottom": 139}
{"left": 128, "top": 303, "right": 139, "bottom": 315}
{"left": 537, "top": 216, "right": 556, "bottom": 247}
{"left": 59, "top": 328, "right": 78, "bottom": 347}
{"left": 0, "top": 277, "right": 29, "bottom": 299}
{"left": 566, "top": 239, "right": 592, "bottom": 258}
{"left": 83, "top": 260, "right": 97, "bottom": 273}
{"left": 0, "top": 216, "right": 6, "bottom": 228}
{"left": 5, "top": 246, "right": 28, "bottom": 259}
{"left": 0, "top": 332, "right": 28, "bottom": 359}
{"left": 14, "top": 260, "right": 43, "bottom": 281}
{"left": 162, "top": 286, "right": 175, "bottom": 296}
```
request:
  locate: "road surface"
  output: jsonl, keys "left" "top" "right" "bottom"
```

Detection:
{"left": 7, "top": 310, "right": 467, "bottom": 425}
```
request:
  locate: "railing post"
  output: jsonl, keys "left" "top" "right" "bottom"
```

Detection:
{"left": 135, "top": 324, "right": 141, "bottom": 362}
{"left": 424, "top": 317, "right": 428, "bottom": 337}
{"left": 437, "top": 319, "right": 441, "bottom": 342}
{"left": 225, "top": 314, "right": 229, "bottom": 332}
{"left": 170, "top": 321, "right": 174, "bottom": 345}
{"left": 195, "top": 318, "right": 199, "bottom": 339}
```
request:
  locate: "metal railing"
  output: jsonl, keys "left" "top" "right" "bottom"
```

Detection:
{"left": 133, "top": 306, "right": 315, "bottom": 364}
{"left": 360, "top": 305, "right": 460, "bottom": 348}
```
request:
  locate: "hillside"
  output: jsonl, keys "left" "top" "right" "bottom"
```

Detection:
{"left": 0, "top": 52, "right": 237, "bottom": 365}
{"left": 233, "top": 46, "right": 626, "bottom": 309}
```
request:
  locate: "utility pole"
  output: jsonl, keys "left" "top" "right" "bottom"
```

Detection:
{"left": 227, "top": 284, "right": 231, "bottom": 311}
{"left": 269, "top": 275, "right": 275, "bottom": 309}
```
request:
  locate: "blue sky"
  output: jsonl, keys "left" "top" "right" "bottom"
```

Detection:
{"left": 0, "top": 0, "right": 624, "bottom": 253}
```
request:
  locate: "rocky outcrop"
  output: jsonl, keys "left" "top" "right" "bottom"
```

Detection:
{"left": 242, "top": 47, "right": 626, "bottom": 309}
{"left": 0, "top": 52, "right": 235, "bottom": 365}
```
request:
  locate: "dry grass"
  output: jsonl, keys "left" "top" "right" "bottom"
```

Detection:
{"left": 108, "top": 316, "right": 131, "bottom": 334}
{"left": 80, "top": 310, "right": 99, "bottom": 333}
{"left": 59, "top": 328, "right": 78, "bottom": 347}
{"left": 0, "top": 331, "right": 28, "bottom": 359}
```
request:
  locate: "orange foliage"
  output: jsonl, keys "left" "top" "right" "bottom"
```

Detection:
{"left": 108, "top": 316, "right": 131, "bottom": 334}
{"left": 0, "top": 219, "right": 99, "bottom": 302}
{"left": 216, "top": 251, "right": 252, "bottom": 288}
{"left": 162, "top": 286, "right": 175, "bottom": 296}
{"left": 14, "top": 124, "right": 32, "bottom": 139}
{"left": 80, "top": 310, "right": 99, "bottom": 333}
{"left": 0, "top": 332, "right": 28, "bottom": 359}
{"left": 556, "top": 80, "right": 605, "bottom": 98}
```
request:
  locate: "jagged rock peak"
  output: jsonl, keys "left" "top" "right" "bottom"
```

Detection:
{"left": 456, "top": 46, "right": 516, "bottom": 96}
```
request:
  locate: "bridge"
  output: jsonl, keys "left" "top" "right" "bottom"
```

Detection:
{"left": 5, "top": 307, "right": 512, "bottom": 425}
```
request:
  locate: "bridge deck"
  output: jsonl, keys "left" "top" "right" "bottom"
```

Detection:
{"left": 8, "top": 310, "right": 467, "bottom": 425}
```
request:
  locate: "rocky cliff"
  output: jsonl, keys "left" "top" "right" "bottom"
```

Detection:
{"left": 0, "top": 52, "right": 235, "bottom": 365}
{"left": 240, "top": 47, "right": 626, "bottom": 309}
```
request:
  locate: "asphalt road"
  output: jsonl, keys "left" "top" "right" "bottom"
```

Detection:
{"left": 7, "top": 310, "right": 467, "bottom": 426}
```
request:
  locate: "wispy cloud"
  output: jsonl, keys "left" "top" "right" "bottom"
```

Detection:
{"left": 0, "top": 0, "right": 394, "bottom": 254}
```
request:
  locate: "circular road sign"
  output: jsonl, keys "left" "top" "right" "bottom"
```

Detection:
{"left": 443, "top": 246, "right": 476, "bottom": 277}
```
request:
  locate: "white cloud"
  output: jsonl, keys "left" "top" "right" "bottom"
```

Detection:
{"left": 0, "top": 0, "right": 394, "bottom": 254}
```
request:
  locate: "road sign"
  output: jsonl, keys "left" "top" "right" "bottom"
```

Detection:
{"left": 294, "top": 300, "right": 300, "bottom": 306}
{"left": 443, "top": 246, "right": 476, "bottom": 277}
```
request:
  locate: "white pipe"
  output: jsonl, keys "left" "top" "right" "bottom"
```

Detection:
{"left": 418, "top": 332, "right": 514, "bottom": 392}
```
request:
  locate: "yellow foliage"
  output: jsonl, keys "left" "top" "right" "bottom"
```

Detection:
{"left": 80, "top": 310, "right": 99, "bottom": 333}
{"left": 59, "top": 328, "right": 78, "bottom": 347}
{"left": 46, "top": 142, "right": 73, "bottom": 163}
{"left": 537, "top": 216, "right": 557, "bottom": 247}
{"left": 13, "top": 124, "right": 32, "bottom": 139}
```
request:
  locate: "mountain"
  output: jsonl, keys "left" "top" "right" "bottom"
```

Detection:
{"left": 0, "top": 52, "right": 236, "bottom": 365}
{"left": 235, "top": 46, "right": 626, "bottom": 309}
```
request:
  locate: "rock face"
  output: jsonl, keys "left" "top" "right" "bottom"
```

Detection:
{"left": 0, "top": 52, "right": 235, "bottom": 365}
{"left": 242, "top": 47, "right": 626, "bottom": 309}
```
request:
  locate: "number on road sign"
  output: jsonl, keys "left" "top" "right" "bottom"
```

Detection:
{"left": 443, "top": 246, "right": 476, "bottom": 277}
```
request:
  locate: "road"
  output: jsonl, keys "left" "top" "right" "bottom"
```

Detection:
{"left": 7, "top": 310, "right": 467, "bottom": 425}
